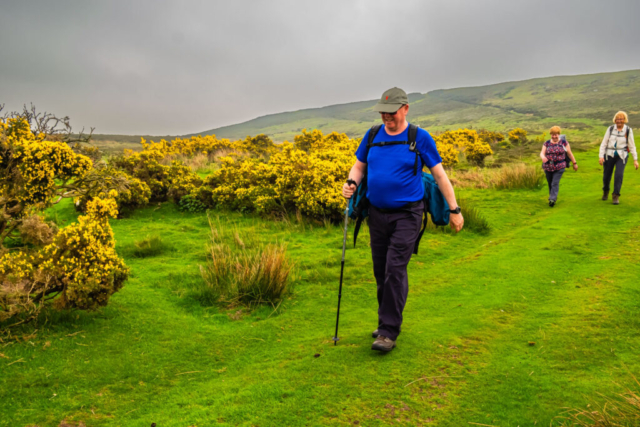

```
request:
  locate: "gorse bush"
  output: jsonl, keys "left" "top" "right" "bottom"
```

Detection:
{"left": 1, "top": 115, "right": 128, "bottom": 328}
{"left": 198, "top": 214, "right": 294, "bottom": 306}
{"left": 178, "top": 194, "right": 207, "bottom": 213}
{"left": 201, "top": 133, "right": 357, "bottom": 221}
{"left": 108, "top": 151, "right": 203, "bottom": 203}
{"left": 139, "top": 135, "right": 233, "bottom": 157}
{"left": 109, "top": 128, "right": 500, "bottom": 223}
{"left": 433, "top": 129, "right": 492, "bottom": 167}
{"left": 508, "top": 127, "right": 528, "bottom": 146}
{"left": 478, "top": 129, "right": 505, "bottom": 144}
{"left": 75, "top": 168, "right": 151, "bottom": 216}
{"left": 1, "top": 197, "right": 128, "bottom": 324}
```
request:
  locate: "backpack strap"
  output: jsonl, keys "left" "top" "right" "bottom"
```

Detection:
{"left": 408, "top": 124, "right": 421, "bottom": 176}
{"left": 366, "top": 123, "right": 422, "bottom": 176}
{"left": 410, "top": 124, "right": 425, "bottom": 254}
{"left": 368, "top": 141, "right": 410, "bottom": 147}
{"left": 365, "top": 124, "right": 383, "bottom": 155}
{"left": 353, "top": 209, "right": 363, "bottom": 248}
{"left": 413, "top": 199, "right": 428, "bottom": 255}
{"left": 353, "top": 125, "right": 382, "bottom": 248}
{"left": 408, "top": 123, "right": 419, "bottom": 148}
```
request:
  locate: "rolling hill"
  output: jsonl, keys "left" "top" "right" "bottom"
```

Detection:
{"left": 191, "top": 69, "right": 640, "bottom": 144}
{"left": 92, "top": 69, "right": 640, "bottom": 150}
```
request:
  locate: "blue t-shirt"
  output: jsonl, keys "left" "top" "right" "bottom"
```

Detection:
{"left": 355, "top": 124, "right": 442, "bottom": 209}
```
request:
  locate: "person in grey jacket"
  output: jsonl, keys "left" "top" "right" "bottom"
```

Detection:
{"left": 599, "top": 111, "right": 639, "bottom": 205}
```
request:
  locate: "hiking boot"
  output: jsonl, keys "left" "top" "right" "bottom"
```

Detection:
{"left": 549, "top": 200, "right": 556, "bottom": 207}
{"left": 372, "top": 329, "right": 379, "bottom": 338}
{"left": 371, "top": 335, "right": 396, "bottom": 352}
{"left": 602, "top": 191, "right": 609, "bottom": 201}
{"left": 612, "top": 194, "right": 620, "bottom": 205}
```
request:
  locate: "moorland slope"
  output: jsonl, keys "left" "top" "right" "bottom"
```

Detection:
{"left": 191, "top": 68, "right": 640, "bottom": 143}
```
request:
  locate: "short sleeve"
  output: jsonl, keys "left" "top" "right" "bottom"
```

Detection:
{"left": 416, "top": 128, "right": 442, "bottom": 168}
{"left": 355, "top": 129, "right": 370, "bottom": 163}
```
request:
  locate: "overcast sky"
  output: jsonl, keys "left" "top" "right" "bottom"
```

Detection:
{"left": 2, "top": 0, "right": 640, "bottom": 135}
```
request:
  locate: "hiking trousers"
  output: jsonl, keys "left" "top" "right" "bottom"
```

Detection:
{"left": 369, "top": 203, "right": 424, "bottom": 341}
{"left": 603, "top": 155, "right": 627, "bottom": 196}
{"left": 545, "top": 168, "right": 565, "bottom": 202}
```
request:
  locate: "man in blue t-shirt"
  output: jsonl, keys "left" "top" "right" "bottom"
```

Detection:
{"left": 341, "top": 87, "right": 464, "bottom": 352}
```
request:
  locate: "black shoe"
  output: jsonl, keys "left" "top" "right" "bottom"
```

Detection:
{"left": 372, "top": 329, "right": 379, "bottom": 338}
{"left": 549, "top": 200, "right": 556, "bottom": 207}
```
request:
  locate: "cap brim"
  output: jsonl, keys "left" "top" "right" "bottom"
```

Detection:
{"left": 373, "top": 103, "right": 403, "bottom": 113}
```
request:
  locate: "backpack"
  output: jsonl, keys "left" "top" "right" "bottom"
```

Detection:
{"left": 559, "top": 135, "right": 572, "bottom": 165}
{"left": 348, "top": 124, "right": 450, "bottom": 255}
{"left": 607, "top": 125, "right": 631, "bottom": 153}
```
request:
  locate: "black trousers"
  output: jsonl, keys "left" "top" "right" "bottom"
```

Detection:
{"left": 368, "top": 203, "right": 423, "bottom": 341}
{"left": 603, "top": 155, "right": 627, "bottom": 196}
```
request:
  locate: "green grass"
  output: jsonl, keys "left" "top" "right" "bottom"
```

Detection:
{"left": 2, "top": 148, "right": 640, "bottom": 426}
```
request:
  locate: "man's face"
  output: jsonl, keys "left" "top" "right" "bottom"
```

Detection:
{"left": 380, "top": 104, "right": 409, "bottom": 132}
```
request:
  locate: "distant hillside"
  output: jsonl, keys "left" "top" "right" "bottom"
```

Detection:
{"left": 190, "top": 69, "right": 640, "bottom": 144}
{"left": 93, "top": 69, "right": 640, "bottom": 148}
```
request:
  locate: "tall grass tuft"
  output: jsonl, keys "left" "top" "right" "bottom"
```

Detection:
{"left": 556, "top": 378, "right": 640, "bottom": 426}
{"left": 450, "top": 164, "right": 544, "bottom": 190}
{"left": 123, "top": 235, "right": 171, "bottom": 258}
{"left": 198, "top": 214, "right": 294, "bottom": 306}
{"left": 491, "top": 163, "right": 544, "bottom": 190}
{"left": 457, "top": 199, "right": 491, "bottom": 234}
{"left": 425, "top": 198, "right": 490, "bottom": 235}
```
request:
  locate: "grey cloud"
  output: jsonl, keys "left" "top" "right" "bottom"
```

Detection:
{"left": 1, "top": 0, "right": 640, "bottom": 135}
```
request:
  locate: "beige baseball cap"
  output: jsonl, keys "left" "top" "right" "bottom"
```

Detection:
{"left": 373, "top": 87, "right": 409, "bottom": 113}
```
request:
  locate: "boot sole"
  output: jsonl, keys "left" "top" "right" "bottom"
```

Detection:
{"left": 371, "top": 343, "right": 396, "bottom": 352}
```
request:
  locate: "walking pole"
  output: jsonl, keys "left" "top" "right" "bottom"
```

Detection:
{"left": 332, "top": 204, "right": 350, "bottom": 345}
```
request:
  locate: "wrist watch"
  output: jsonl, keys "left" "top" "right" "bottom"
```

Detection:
{"left": 449, "top": 206, "right": 461, "bottom": 214}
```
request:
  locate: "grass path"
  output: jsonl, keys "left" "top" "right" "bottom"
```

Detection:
{"left": 2, "top": 148, "right": 640, "bottom": 426}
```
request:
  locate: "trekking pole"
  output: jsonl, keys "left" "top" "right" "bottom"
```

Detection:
{"left": 332, "top": 203, "right": 351, "bottom": 346}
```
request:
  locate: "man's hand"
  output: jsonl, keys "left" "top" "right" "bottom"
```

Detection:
{"left": 599, "top": 158, "right": 605, "bottom": 166}
{"left": 450, "top": 212, "right": 464, "bottom": 233}
{"left": 635, "top": 160, "right": 639, "bottom": 170}
{"left": 341, "top": 180, "right": 357, "bottom": 199}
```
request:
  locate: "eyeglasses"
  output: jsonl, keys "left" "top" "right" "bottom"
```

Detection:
{"left": 380, "top": 105, "right": 405, "bottom": 116}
